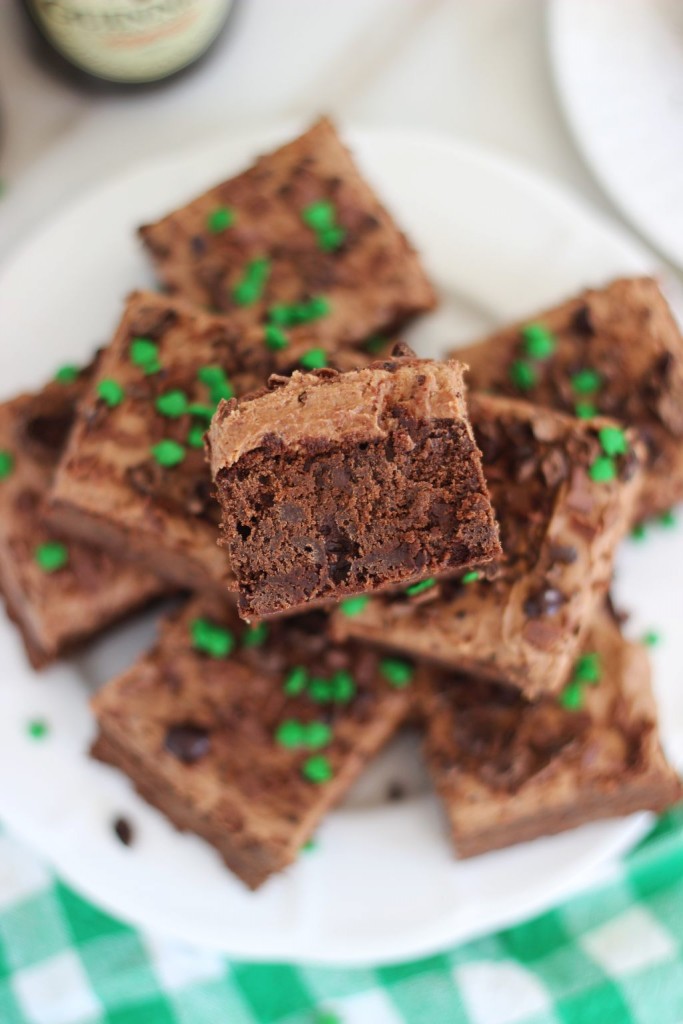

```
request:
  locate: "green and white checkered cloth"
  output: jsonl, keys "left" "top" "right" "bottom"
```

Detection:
{"left": 1, "top": 809, "right": 682, "bottom": 1024}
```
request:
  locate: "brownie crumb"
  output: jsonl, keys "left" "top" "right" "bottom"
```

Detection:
{"left": 113, "top": 816, "right": 134, "bottom": 846}
{"left": 386, "top": 780, "right": 407, "bottom": 802}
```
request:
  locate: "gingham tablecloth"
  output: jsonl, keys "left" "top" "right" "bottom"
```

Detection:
{"left": 0, "top": 807, "right": 682, "bottom": 1024}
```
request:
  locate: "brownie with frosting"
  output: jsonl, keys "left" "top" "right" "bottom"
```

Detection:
{"left": 207, "top": 349, "right": 501, "bottom": 619}
{"left": 140, "top": 117, "right": 436, "bottom": 349}
{"left": 91, "top": 597, "right": 413, "bottom": 889}
{"left": 0, "top": 369, "right": 164, "bottom": 668}
{"left": 49, "top": 291, "right": 386, "bottom": 595}
{"left": 455, "top": 277, "right": 683, "bottom": 521}
{"left": 422, "top": 607, "right": 681, "bottom": 857}
{"left": 332, "top": 393, "right": 643, "bottom": 699}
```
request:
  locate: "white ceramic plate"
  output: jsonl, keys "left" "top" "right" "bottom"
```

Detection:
{"left": 0, "top": 126, "right": 681, "bottom": 966}
{"left": 549, "top": 0, "right": 683, "bottom": 270}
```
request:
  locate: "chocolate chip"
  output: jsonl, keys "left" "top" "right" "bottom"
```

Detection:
{"left": 523, "top": 587, "right": 566, "bottom": 618}
{"left": 572, "top": 304, "right": 595, "bottom": 336}
{"left": 548, "top": 543, "right": 578, "bottom": 564}
{"left": 386, "top": 781, "right": 407, "bottom": 801}
{"left": 128, "top": 306, "right": 178, "bottom": 339}
{"left": 113, "top": 816, "right": 134, "bottom": 846}
{"left": 164, "top": 723, "right": 211, "bottom": 764}
{"left": 22, "top": 408, "right": 74, "bottom": 461}
{"left": 190, "top": 235, "right": 207, "bottom": 256}
{"left": 391, "top": 341, "right": 417, "bottom": 359}
{"left": 620, "top": 449, "right": 640, "bottom": 481}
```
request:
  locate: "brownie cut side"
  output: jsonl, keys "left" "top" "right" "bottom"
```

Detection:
{"left": 0, "top": 370, "right": 165, "bottom": 668}
{"left": 208, "top": 354, "right": 501, "bottom": 619}
{"left": 140, "top": 117, "right": 436, "bottom": 345}
{"left": 421, "top": 607, "right": 681, "bottom": 858}
{"left": 331, "top": 392, "right": 644, "bottom": 698}
{"left": 91, "top": 597, "right": 413, "bottom": 889}
{"left": 455, "top": 276, "right": 683, "bottom": 521}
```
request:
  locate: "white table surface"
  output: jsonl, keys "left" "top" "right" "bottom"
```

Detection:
{"left": 0, "top": 0, "right": 651, "bottom": 267}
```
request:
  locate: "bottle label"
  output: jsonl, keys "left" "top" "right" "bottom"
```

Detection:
{"left": 29, "top": 0, "right": 234, "bottom": 82}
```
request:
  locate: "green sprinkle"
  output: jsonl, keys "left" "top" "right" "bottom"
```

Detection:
{"left": 187, "top": 403, "right": 216, "bottom": 421}
{"left": 150, "top": 439, "right": 185, "bottom": 468}
{"left": 304, "top": 721, "right": 333, "bottom": 749}
{"left": 130, "top": 338, "right": 160, "bottom": 374}
{"left": 318, "top": 225, "right": 346, "bottom": 251}
{"left": 365, "top": 336, "right": 386, "bottom": 355}
{"left": 461, "top": 571, "right": 480, "bottom": 584}
{"left": 206, "top": 205, "right": 235, "bottom": 233}
{"left": 302, "top": 754, "right": 333, "bottom": 784}
{"left": 559, "top": 679, "right": 584, "bottom": 711}
{"left": 34, "top": 541, "right": 68, "bottom": 573}
{"left": 268, "top": 297, "right": 331, "bottom": 326}
{"left": 197, "top": 365, "right": 226, "bottom": 387}
{"left": 631, "top": 522, "right": 647, "bottom": 541}
{"left": 331, "top": 670, "right": 356, "bottom": 703}
{"left": 642, "top": 630, "right": 661, "bottom": 647}
{"left": 54, "top": 364, "right": 79, "bottom": 384}
{"left": 302, "top": 199, "right": 336, "bottom": 231}
{"left": 302, "top": 838, "right": 317, "bottom": 852}
{"left": 309, "top": 678, "right": 334, "bottom": 703}
{"left": 571, "top": 368, "right": 601, "bottom": 394}
{"left": 97, "top": 379, "right": 124, "bottom": 408}
{"left": 276, "top": 720, "right": 305, "bottom": 749}
{"left": 575, "top": 401, "right": 597, "bottom": 420}
{"left": 300, "top": 348, "right": 327, "bottom": 370}
{"left": 232, "top": 258, "right": 271, "bottom": 306}
{"left": 197, "top": 365, "right": 234, "bottom": 404}
{"left": 659, "top": 509, "right": 677, "bottom": 528}
{"left": 509, "top": 359, "right": 537, "bottom": 391}
{"left": 27, "top": 719, "right": 49, "bottom": 740}
{"left": 306, "top": 296, "right": 331, "bottom": 320}
{"left": 406, "top": 577, "right": 436, "bottom": 597}
{"left": 0, "top": 450, "right": 14, "bottom": 480}
{"left": 187, "top": 423, "right": 205, "bottom": 449}
{"left": 264, "top": 324, "right": 289, "bottom": 351}
{"left": 209, "top": 380, "right": 234, "bottom": 403}
{"left": 339, "top": 595, "right": 369, "bottom": 616}
{"left": 283, "top": 666, "right": 309, "bottom": 696}
{"left": 598, "top": 426, "right": 628, "bottom": 457}
{"left": 589, "top": 455, "right": 617, "bottom": 483}
{"left": 522, "top": 323, "right": 556, "bottom": 360}
{"left": 155, "top": 390, "right": 188, "bottom": 419}
{"left": 380, "top": 658, "right": 414, "bottom": 688}
{"left": 191, "top": 617, "right": 234, "bottom": 659}
{"left": 243, "top": 622, "right": 268, "bottom": 648}
{"left": 573, "top": 652, "right": 601, "bottom": 685}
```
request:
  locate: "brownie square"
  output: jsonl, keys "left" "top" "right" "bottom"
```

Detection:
{"left": 207, "top": 352, "right": 502, "bottom": 619}
{"left": 91, "top": 597, "right": 413, "bottom": 889}
{"left": 49, "top": 291, "right": 386, "bottom": 595}
{"left": 421, "top": 607, "right": 681, "bottom": 858}
{"left": 455, "top": 277, "right": 683, "bottom": 521}
{"left": 0, "top": 370, "right": 165, "bottom": 668}
{"left": 140, "top": 117, "right": 436, "bottom": 345}
{"left": 331, "top": 393, "right": 644, "bottom": 698}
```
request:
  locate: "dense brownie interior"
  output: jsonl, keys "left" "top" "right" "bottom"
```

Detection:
{"left": 218, "top": 413, "right": 498, "bottom": 618}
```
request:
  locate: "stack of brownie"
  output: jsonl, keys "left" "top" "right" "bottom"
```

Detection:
{"left": 2, "top": 118, "right": 681, "bottom": 890}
